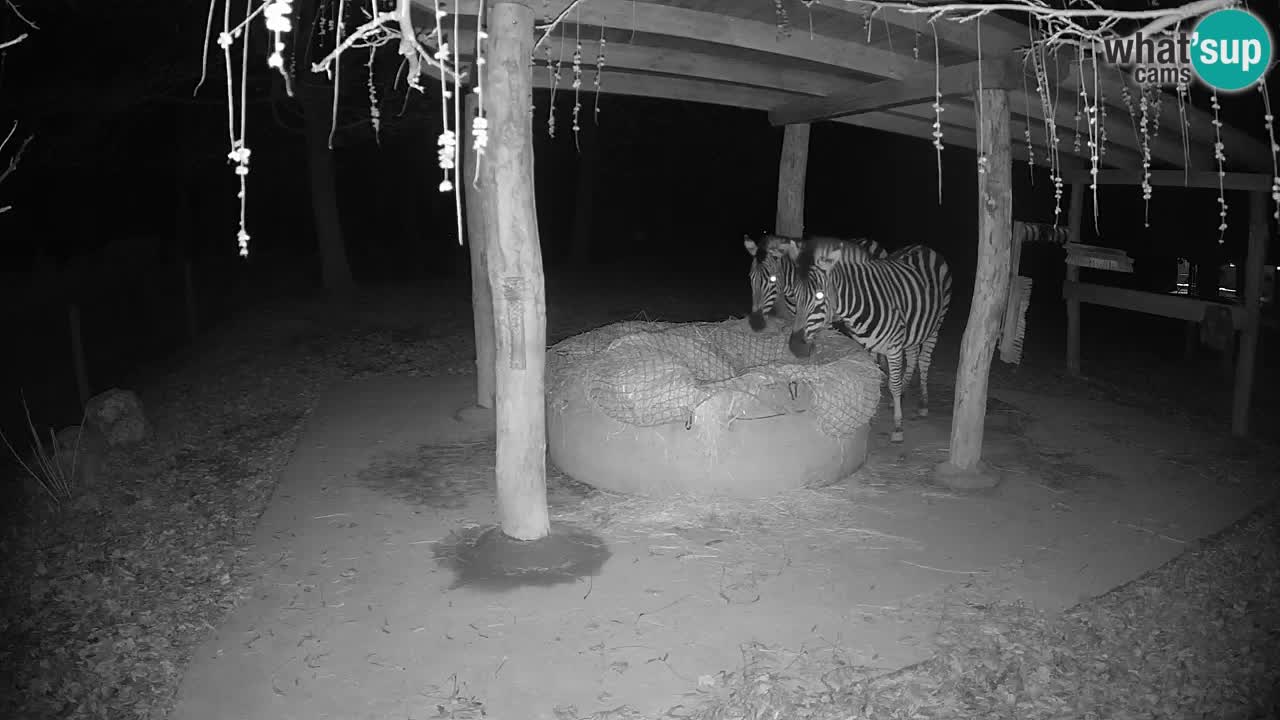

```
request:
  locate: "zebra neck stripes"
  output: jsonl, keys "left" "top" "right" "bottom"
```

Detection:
{"left": 745, "top": 233, "right": 888, "bottom": 332}
{"left": 788, "top": 241, "right": 953, "bottom": 444}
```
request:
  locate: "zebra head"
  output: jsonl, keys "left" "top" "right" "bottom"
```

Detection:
{"left": 744, "top": 233, "right": 798, "bottom": 331}
{"left": 788, "top": 241, "right": 843, "bottom": 358}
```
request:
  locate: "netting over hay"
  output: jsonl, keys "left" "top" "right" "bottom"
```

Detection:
{"left": 547, "top": 318, "right": 882, "bottom": 437}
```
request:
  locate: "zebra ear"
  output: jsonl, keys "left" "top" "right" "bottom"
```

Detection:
{"left": 743, "top": 236, "right": 759, "bottom": 255}
{"left": 784, "top": 238, "right": 804, "bottom": 261}
{"left": 816, "top": 245, "right": 842, "bottom": 271}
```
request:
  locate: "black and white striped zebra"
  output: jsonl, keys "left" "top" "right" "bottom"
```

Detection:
{"left": 743, "top": 233, "right": 887, "bottom": 331}
{"left": 789, "top": 238, "right": 953, "bottom": 443}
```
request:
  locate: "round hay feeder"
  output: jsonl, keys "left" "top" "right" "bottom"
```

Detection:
{"left": 546, "top": 318, "right": 881, "bottom": 498}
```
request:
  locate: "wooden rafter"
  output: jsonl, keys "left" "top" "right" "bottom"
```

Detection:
{"left": 768, "top": 56, "right": 1026, "bottom": 126}
{"left": 452, "top": 0, "right": 928, "bottom": 80}
{"left": 1062, "top": 168, "right": 1275, "bottom": 191}
{"left": 433, "top": 0, "right": 1265, "bottom": 176}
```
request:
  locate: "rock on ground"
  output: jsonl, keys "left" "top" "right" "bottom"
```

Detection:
{"left": 85, "top": 388, "right": 150, "bottom": 447}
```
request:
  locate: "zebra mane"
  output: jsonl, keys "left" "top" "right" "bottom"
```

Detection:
{"left": 797, "top": 235, "right": 875, "bottom": 275}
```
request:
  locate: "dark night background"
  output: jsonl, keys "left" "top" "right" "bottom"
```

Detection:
{"left": 0, "top": 0, "right": 1277, "bottom": 448}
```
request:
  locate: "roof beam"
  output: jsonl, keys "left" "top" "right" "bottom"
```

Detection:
{"left": 529, "top": 69, "right": 1066, "bottom": 169}
{"left": 810, "top": 0, "right": 1029, "bottom": 56}
{"left": 448, "top": 0, "right": 929, "bottom": 81}
{"left": 768, "top": 56, "right": 1025, "bottom": 126}
{"left": 456, "top": 31, "right": 851, "bottom": 97}
{"left": 1061, "top": 168, "right": 1274, "bottom": 191}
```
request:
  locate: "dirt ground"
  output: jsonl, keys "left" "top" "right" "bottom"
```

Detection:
{"left": 168, "top": 304, "right": 1277, "bottom": 720}
{"left": 4, "top": 278, "right": 1278, "bottom": 720}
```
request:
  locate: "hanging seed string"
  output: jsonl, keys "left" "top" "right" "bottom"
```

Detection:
{"left": 329, "top": 0, "right": 346, "bottom": 149}
{"left": 471, "top": 0, "right": 489, "bottom": 188}
{"left": 1261, "top": 82, "right": 1280, "bottom": 221}
{"left": 773, "top": 0, "right": 790, "bottom": 37}
{"left": 1075, "top": 46, "right": 1097, "bottom": 228}
{"left": 265, "top": 0, "right": 294, "bottom": 95}
{"left": 1138, "top": 85, "right": 1153, "bottom": 227}
{"left": 1022, "top": 55, "right": 1033, "bottom": 180}
{"left": 432, "top": 0, "right": 456, "bottom": 197}
{"left": 547, "top": 23, "right": 564, "bottom": 138}
{"left": 975, "top": 19, "right": 988, "bottom": 178}
{"left": 452, "top": 1, "right": 463, "bottom": 243}
{"left": 571, "top": 7, "right": 583, "bottom": 150}
{"left": 593, "top": 21, "right": 605, "bottom": 122}
{"left": 214, "top": 0, "right": 253, "bottom": 257}
{"left": 1117, "top": 68, "right": 1137, "bottom": 153}
{"left": 1210, "top": 89, "right": 1227, "bottom": 244}
{"left": 1088, "top": 41, "right": 1101, "bottom": 206}
{"left": 367, "top": 41, "right": 381, "bottom": 144}
{"left": 913, "top": 28, "right": 920, "bottom": 59}
{"left": 930, "top": 20, "right": 944, "bottom": 203}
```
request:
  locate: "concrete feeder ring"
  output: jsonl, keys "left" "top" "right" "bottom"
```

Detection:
{"left": 545, "top": 318, "right": 880, "bottom": 499}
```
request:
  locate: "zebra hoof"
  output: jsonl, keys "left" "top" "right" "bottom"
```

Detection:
{"left": 917, "top": 408, "right": 929, "bottom": 418}
{"left": 890, "top": 430, "right": 904, "bottom": 443}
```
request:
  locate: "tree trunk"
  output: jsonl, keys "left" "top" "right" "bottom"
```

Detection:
{"left": 301, "top": 88, "right": 355, "bottom": 296}
{"left": 942, "top": 88, "right": 1012, "bottom": 482}
{"left": 1065, "top": 182, "right": 1085, "bottom": 376}
{"left": 775, "top": 124, "right": 809, "bottom": 237}
{"left": 569, "top": 116, "right": 598, "bottom": 266}
{"left": 484, "top": 0, "right": 550, "bottom": 541}
{"left": 464, "top": 92, "right": 497, "bottom": 409}
{"left": 1232, "top": 191, "right": 1270, "bottom": 437}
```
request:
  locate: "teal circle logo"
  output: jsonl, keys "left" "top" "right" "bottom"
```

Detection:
{"left": 1191, "top": 8, "right": 1273, "bottom": 92}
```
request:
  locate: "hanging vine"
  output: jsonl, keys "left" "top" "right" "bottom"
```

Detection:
{"left": 199, "top": 0, "right": 1279, "bottom": 261}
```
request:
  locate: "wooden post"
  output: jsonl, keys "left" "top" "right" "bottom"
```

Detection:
{"left": 1065, "top": 181, "right": 1085, "bottom": 376}
{"left": 483, "top": 0, "right": 550, "bottom": 541}
{"left": 1231, "top": 191, "right": 1270, "bottom": 437}
{"left": 463, "top": 92, "right": 496, "bottom": 409}
{"left": 68, "top": 304, "right": 89, "bottom": 408}
{"left": 940, "top": 88, "right": 1012, "bottom": 484}
{"left": 775, "top": 123, "right": 810, "bottom": 237}
{"left": 183, "top": 260, "right": 199, "bottom": 341}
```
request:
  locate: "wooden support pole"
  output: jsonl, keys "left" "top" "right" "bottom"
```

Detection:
{"left": 941, "top": 88, "right": 1012, "bottom": 483}
{"left": 1064, "top": 182, "right": 1085, "bottom": 376}
{"left": 68, "top": 304, "right": 89, "bottom": 408}
{"left": 463, "top": 92, "right": 496, "bottom": 409}
{"left": 1232, "top": 191, "right": 1270, "bottom": 437}
{"left": 775, "top": 123, "right": 810, "bottom": 237}
{"left": 484, "top": 0, "right": 550, "bottom": 541}
{"left": 769, "top": 56, "right": 1023, "bottom": 126}
{"left": 183, "top": 259, "right": 199, "bottom": 342}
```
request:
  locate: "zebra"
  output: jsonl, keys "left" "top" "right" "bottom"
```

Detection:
{"left": 788, "top": 238, "right": 953, "bottom": 444}
{"left": 743, "top": 232, "right": 887, "bottom": 331}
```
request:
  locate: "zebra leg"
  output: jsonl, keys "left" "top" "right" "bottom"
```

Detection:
{"left": 887, "top": 349, "right": 906, "bottom": 443}
{"left": 902, "top": 344, "right": 921, "bottom": 418}
{"left": 917, "top": 332, "right": 939, "bottom": 417}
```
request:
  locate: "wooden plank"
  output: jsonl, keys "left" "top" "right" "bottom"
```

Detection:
{"left": 463, "top": 92, "right": 496, "bottom": 410}
{"left": 1232, "top": 191, "right": 1271, "bottom": 437}
{"left": 452, "top": 0, "right": 929, "bottom": 81}
{"left": 809, "top": 0, "right": 1026, "bottom": 56}
{"left": 528, "top": 71, "right": 1048, "bottom": 167}
{"left": 1102, "top": 70, "right": 1272, "bottom": 172}
{"left": 943, "top": 87, "right": 1011, "bottom": 482}
{"left": 1065, "top": 182, "right": 1084, "bottom": 376}
{"left": 485, "top": 0, "right": 550, "bottom": 541}
{"left": 768, "top": 56, "right": 1024, "bottom": 125}
{"left": 1061, "top": 168, "right": 1274, "bottom": 191}
{"left": 1063, "top": 280, "right": 1244, "bottom": 326}
{"left": 775, "top": 123, "right": 809, "bottom": 237}
{"left": 68, "top": 304, "right": 90, "bottom": 408}
{"left": 464, "top": 33, "right": 854, "bottom": 97}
